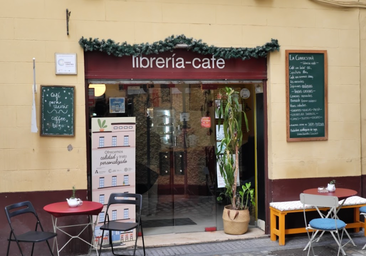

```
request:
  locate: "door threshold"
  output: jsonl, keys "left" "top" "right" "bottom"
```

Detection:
{"left": 139, "top": 227, "right": 267, "bottom": 248}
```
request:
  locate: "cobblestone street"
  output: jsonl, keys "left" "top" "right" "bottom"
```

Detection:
{"left": 82, "top": 231, "right": 366, "bottom": 256}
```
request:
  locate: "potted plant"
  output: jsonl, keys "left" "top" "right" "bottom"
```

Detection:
{"left": 327, "top": 179, "right": 336, "bottom": 192}
{"left": 216, "top": 87, "right": 254, "bottom": 234}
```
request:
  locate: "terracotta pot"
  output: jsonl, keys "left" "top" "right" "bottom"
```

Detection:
{"left": 222, "top": 205, "right": 250, "bottom": 235}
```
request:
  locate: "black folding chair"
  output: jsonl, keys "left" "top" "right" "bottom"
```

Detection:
{"left": 5, "top": 201, "right": 57, "bottom": 256}
{"left": 99, "top": 193, "right": 145, "bottom": 256}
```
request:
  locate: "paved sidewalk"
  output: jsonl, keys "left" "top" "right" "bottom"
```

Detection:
{"left": 82, "top": 230, "right": 366, "bottom": 256}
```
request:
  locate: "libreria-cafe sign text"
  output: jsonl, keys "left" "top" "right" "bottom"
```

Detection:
{"left": 132, "top": 54, "right": 226, "bottom": 69}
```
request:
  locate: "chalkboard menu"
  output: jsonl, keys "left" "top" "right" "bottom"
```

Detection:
{"left": 286, "top": 50, "right": 328, "bottom": 141}
{"left": 41, "top": 86, "right": 75, "bottom": 136}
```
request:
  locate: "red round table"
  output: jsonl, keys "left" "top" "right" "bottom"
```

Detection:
{"left": 44, "top": 201, "right": 103, "bottom": 217}
{"left": 303, "top": 188, "right": 357, "bottom": 200}
{"left": 44, "top": 201, "right": 103, "bottom": 256}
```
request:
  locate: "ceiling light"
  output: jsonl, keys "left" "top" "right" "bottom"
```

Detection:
{"left": 89, "top": 84, "right": 106, "bottom": 97}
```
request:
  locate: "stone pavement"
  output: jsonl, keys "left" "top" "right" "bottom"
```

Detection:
{"left": 82, "top": 231, "right": 366, "bottom": 256}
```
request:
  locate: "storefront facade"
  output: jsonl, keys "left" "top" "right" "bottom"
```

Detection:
{"left": 1, "top": 1, "right": 366, "bottom": 255}
{"left": 84, "top": 45, "right": 272, "bottom": 237}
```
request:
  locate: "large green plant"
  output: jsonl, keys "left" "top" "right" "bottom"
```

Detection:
{"left": 216, "top": 87, "right": 252, "bottom": 210}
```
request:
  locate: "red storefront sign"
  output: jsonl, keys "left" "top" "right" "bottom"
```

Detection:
{"left": 84, "top": 49, "right": 267, "bottom": 80}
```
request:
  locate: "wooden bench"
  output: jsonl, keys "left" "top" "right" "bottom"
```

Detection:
{"left": 270, "top": 196, "right": 366, "bottom": 245}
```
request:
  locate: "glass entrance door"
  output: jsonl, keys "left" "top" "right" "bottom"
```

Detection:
{"left": 142, "top": 84, "right": 218, "bottom": 235}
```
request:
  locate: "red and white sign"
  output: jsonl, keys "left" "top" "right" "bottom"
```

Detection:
{"left": 201, "top": 117, "right": 211, "bottom": 128}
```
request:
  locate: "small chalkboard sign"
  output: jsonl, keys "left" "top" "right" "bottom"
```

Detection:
{"left": 40, "top": 86, "right": 75, "bottom": 136}
{"left": 286, "top": 50, "right": 328, "bottom": 142}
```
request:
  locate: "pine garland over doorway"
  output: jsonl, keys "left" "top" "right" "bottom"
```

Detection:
{"left": 79, "top": 34, "right": 280, "bottom": 60}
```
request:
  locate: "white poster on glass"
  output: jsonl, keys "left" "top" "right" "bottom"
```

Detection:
{"left": 216, "top": 154, "right": 240, "bottom": 188}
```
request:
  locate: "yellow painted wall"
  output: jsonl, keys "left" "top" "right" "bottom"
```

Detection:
{"left": 0, "top": 0, "right": 363, "bottom": 192}
{"left": 361, "top": 8, "right": 366, "bottom": 176}
{"left": 268, "top": 3, "right": 362, "bottom": 180}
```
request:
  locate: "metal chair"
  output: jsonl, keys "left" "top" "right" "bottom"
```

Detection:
{"left": 99, "top": 193, "right": 145, "bottom": 256}
{"left": 300, "top": 193, "right": 349, "bottom": 256}
{"left": 5, "top": 201, "right": 57, "bottom": 256}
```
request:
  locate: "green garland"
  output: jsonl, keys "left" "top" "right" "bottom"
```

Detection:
{"left": 79, "top": 34, "right": 279, "bottom": 60}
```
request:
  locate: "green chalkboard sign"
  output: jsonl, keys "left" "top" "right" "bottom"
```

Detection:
{"left": 40, "top": 86, "right": 75, "bottom": 136}
{"left": 286, "top": 50, "right": 328, "bottom": 142}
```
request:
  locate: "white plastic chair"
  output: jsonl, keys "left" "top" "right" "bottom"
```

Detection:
{"left": 300, "top": 193, "right": 349, "bottom": 256}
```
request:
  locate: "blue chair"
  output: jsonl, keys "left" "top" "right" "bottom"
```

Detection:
{"left": 300, "top": 193, "right": 350, "bottom": 256}
{"left": 360, "top": 206, "right": 366, "bottom": 249}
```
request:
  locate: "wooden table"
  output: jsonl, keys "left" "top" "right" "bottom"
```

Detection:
{"left": 44, "top": 201, "right": 103, "bottom": 256}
